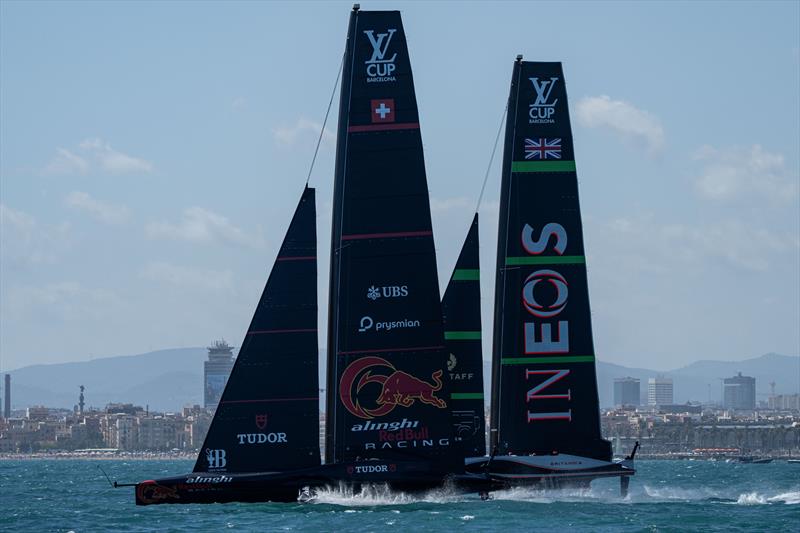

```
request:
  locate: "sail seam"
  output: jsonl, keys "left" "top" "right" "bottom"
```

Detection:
{"left": 337, "top": 344, "right": 444, "bottom": 355}
{"left": 452, "top": 269, "right": 479, "bottom": 281}
{"left": 505, "top": 255, "right": 585, "bottom": 265}
{"left": 511, "top": 160, "right": 576, "bottom": 172}
{"left": 221, "top": 397, "right": 318, "bottom": 404}
{"left": 341, "top": 230, "right": 432, "bottom": 240}
{"left": 276, "top": 256, "right": 315, "bottom": 261}
{"left": 347, "top": 122, "right": 420, "bottom": 133}
{"left": 247, "top": 328, "right": 317, "bottom": 335}
{"left": 501, "top": 356, "right": 595, "bottom": 364}
{"left": 444, "top": 331, "right": 481, "bottom": 340}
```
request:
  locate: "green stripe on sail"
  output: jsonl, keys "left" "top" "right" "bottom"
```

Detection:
{"left": 452, "top": 269, "right": 479, "bottom": 281}
{"left": 451, "top": 393, "right": 484, "bottom": 400}
{"left": 512, "top": 160, "right": 576, "bottom": 173}
{"left": 501, "top": 356, "right": 595, "bottom": 365}
{"left": 444, "top": 331, "right": 481, "bottom": 340}
{"left": 505, "top": 255, "right": 585, "bottom": 266}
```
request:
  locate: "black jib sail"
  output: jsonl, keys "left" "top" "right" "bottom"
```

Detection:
{"left": 325, "top": 9, "right": 455, "bottom": 467}
{"left": 490, "top": 60, "right": 611, "bottom": 461}
{"left": 194, "top": 187, "right": 320, "bottom": 473}
{"left": 441, "top": 214, "right": 486, "bottom": 457}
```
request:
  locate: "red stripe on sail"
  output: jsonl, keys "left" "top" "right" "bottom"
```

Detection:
{"left": 337, "top": 345, "right": 445, "bottom": 356}
{"left": 247, "top": 329, "right": 317, "bottom": 335}
{"left": 341, "top": 230, "right": 432, "bottom": 241}
{"left": 222, "top": 397, "right": 317, "bottom": 404}
{"left": 347, "top": 122, "right": 420, "bottom": 133}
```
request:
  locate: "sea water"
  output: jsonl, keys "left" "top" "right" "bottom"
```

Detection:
{"left": 1, "top": 459, "right": 797, "bottom": 532}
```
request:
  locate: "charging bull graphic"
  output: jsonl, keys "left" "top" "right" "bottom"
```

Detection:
{"left": 340, "top": 356, "right": 447, "bottom": 419}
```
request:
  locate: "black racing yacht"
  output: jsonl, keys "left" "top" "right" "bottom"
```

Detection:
{"left": 133, "top": 6, "right": 489, "bottom": 505}
{"left": 463, "top": 57, "right": 636, "bottom": 494}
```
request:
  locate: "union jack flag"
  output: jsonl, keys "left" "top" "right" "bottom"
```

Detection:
{"left": 524, "top": 138, "right": 562, "bottom": 160}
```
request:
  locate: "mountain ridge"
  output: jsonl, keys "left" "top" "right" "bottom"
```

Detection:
{"left": 2, "top": 349, "right": 797, "bottom": 411}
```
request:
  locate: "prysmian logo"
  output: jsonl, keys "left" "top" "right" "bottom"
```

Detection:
{"left": 357, "top": 316, "right": 420, "bottom": 333}
{"left": 364, "top": 29, "right": 397, "bottom": 83}
{"left": 529, "top": 77, "right": 559, "bottom": 124}
{"left": 205, "top": 448, "right": 227, "bottom": 470}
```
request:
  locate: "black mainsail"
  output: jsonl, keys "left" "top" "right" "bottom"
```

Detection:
{"left": 489, "top": 60, "right": 611, "bottom": 461}
{"left": 442, "top": 214, "right": 486, "bottom": 457}
{"left": 325, "top": 8, "right": 455, "bottom": 468}
{"left": 194, "top": 187, "right": 320, "bottom": 473}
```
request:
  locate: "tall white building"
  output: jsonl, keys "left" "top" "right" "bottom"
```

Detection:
{"left": 648, "top": 377, "right": 673, "bottom": 406}
{"left": 204, "top": 340, "right": 235, "bottom": 410}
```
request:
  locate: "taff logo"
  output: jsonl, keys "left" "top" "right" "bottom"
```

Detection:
{"left": 205, "top": 448, "right": 227, "bottom": 470}
{"left": 529, "top": 77, "right": 559, "bottom": 124}
{"left": 339, "top": 356, "right": 446, "bottom": 419}
{"left": 364, "top": 29, "right": 397, "bottom": 82}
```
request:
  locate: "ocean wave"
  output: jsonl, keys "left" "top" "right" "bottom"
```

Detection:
{"left": 310, "top": 482, "right": 467, "bottom": 506}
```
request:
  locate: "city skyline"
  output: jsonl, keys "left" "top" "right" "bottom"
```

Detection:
{"left": 2, "top": 1, "right": 799, "bottom": 373}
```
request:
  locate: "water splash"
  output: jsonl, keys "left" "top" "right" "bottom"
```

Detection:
{"left": 310, "top": 482, "right": 468, "bottom": 507}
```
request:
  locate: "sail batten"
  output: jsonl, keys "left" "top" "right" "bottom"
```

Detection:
{"left": 490, "top": 61, "right": 611, "bottom": 461}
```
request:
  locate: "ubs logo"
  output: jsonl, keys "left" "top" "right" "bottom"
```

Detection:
{"left": 529, "top": 77, "right": 559, "bottom": 124}
{"left": 364, "top": 29, "right": 397, "bottom": 82}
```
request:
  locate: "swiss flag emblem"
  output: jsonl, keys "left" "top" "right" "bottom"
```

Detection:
{"left": 370, "top": 99, "right": 395, "bottom": 123}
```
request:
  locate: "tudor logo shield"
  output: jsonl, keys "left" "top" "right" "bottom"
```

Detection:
{"left": 255, "top": 414, "right": 268, "bottom": 430}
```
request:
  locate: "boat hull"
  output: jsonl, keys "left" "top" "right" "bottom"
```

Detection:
{"left": 464, "top": 453, "right": 634, "bottom": 489}
{"left": 135, "top": 460, "right": 484, "bottom": 505}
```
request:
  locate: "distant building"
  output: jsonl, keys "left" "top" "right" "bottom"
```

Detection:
{"left": 723, "top": 372, "right": 756, "bottom": 410}
{"left": 648, "top": 377, "right": 673, "bottom": 406}
{"left": 769, "top": 393, "right": 800, "bottom": 411}
{"left": 3, "top": 374, "right": 10, "bottom": 419}
{"left": 26, "top": 406, "right": 49, "bottom": 422}
{"left": 204, "top": 340, "right": 235, "bottom": 409}
{"left": 614, "top": 377, "right": 641, "bottom": 407}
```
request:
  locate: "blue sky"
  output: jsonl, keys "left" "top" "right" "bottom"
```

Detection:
{"left": 1, "top": 0, "right": 798, "bottom": 372}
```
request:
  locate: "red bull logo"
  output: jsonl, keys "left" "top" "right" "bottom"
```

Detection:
{"left": 339, "top": 356, "right": 447, "bottom": 419}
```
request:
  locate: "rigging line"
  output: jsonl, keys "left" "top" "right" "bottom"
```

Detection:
{"left": 305, "top": 48, "right": 345, "bottom": 187}
{"left": 475, "top": 100, "right": 508, "bottom": 213}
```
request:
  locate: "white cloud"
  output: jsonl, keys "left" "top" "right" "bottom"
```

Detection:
{"left": 5, "top": 281, "right": 122, "bottom": 321}
{"left": 42, "top": 139, "right": 153, "bottom": 176}
{"left": 141, "top": 261, "right": 233, "bottom": 291}
{"left": 692, "top": 144, "right": 798, "bottom": 204}
{"left": 273, "top": 118, "right": 335, "bottom": 146}
{"left": 78, "top": 138, "right": 153, "bottom": 174}
{"left": 593, "top": 214, "right": 798, "bottom": 273}
{"left": 43, "top": 148, "right": 89, "bottom": 175}
{"left": 0, "top": 204, "right": 71, "bottom": 265}
{"left": 146, "top": 207, "right": 261, "bottom": 248}
{"left": 430, "top": 196, "right": 473, "bottom": 212}
{"left": 576, "top": 95, "right": 665, "bottom": 155}
{"left": 64, "top": 191, "right": 131, "bottom": 224}
{"left": 232, "top": 97, "right": 247, "bottom": 110}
